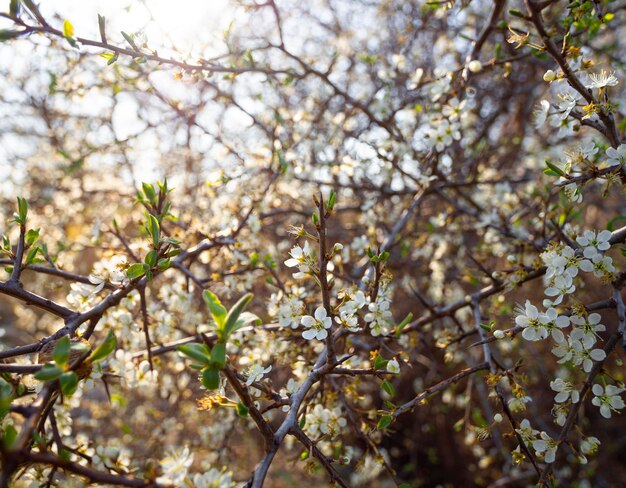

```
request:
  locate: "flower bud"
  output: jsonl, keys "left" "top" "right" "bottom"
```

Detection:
{"left": 543, "top": 69, "right": 556, "bottom": 82}
{"left": 468, "top": 60, "right": 482, "bottom": 73}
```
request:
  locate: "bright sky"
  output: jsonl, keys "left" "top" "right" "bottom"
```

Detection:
{"left": 0, "top": 0, "right": 236, "bottom": 190}
{"left": 31, "top": 0, "right": 232, "bottom": 54}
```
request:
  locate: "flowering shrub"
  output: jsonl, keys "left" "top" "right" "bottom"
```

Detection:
{"left": 0, "top": 0, "right": 625, "bottom": 486}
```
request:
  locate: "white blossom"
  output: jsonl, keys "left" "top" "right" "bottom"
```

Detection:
{"left": 284, "top": 241, "right": 314, "bottom": 278}
{"left": 386, "top": 358, "right": 400, "bottom": 374}
{"left": 245, "top": 364, "right": 272, "bottom": 386}
{"left": 157, "top": 446, "right": 194, "bottom": 486}
{"left": 550, "top": 378, "right": 579, "bottom": 403}
{"left": 570, "top": 313, "right": 605, "bottom": 349}
{"left": 606, "top": 144, "right": 626, "bottom": 167}
{"left": 576, "top": 230, "right": 612, "bottom": 259}
{"left": 533, "top": 431, "right": 558, "bottom": 463}
{"left": 580, "top": 436, "right": 600, "bottom": 456}
{"left": 301, "top": 306, "right": 332, "bottom": 341}
{"left": 591, "top": 384, "right": 626, "bottom": 418}
{"left": 364, "top": 298, "right": 393, "bottom": 336}
{"left": 585, "top": 69, "right": 618, "bottom": 89}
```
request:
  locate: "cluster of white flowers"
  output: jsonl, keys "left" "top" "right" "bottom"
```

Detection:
{"left": 92, "top": 445, "right": 132, "bottom": 472}
{"left": 66, "top": 255, "right": 131, "bottom": 311}
{"left": 506, "top": 227, "right": 621, "bottom": 462}
{"left": 515, "top": 419, "right": 558, "bottom": 463}
{"left": 109, "top": 350, "right": 158, "bottom": 389}
{"left": 576, "top": 230, "right": 615, "bottom": 278}
{"left": 66, "top": 282, "right": 101, "bottom": 311}
{"left": 514, "top": 300, "right": 569, "bottom": 342}
{"left": 89, "top": 254, "right": 129, "bottom": 288}
{"left": 551, "top": 337, "right": 606, "bottom": 373}
{"left": 336, "top": 289, "right": 367, "bottom": 332}
{"left": 541, "top": 244, "right": 580, "bottom": 307}
{"left": 365, "top": 294, "right": 393, "bottom": 336}
{"left": 423, "top": 117, "right": 462, "bottom": 153}
{"left": 304, "top": 404, "right": 348, "bottom": 439}
{"left": 191, "top": 467, "right": 234, "bottom": 488}
{"left": 539, "top": 139, "right": 626, "bottom": 202}
{"left": 271, "top": 292, "right": 305, "bottom": 329}
{"left": 540, "top": 233, "right": 615, "bottom": 308}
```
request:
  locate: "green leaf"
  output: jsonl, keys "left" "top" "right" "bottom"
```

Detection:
{"left": 223, "top": 293, "right": 254, "bottom": 339}
{"left": 377, "top": 415, "right": 393, "bottom": 430}
{"left": 276, "top": 149, "right": 288, "bottom": 173}
{"left": 201, "top": 367, "right": 220, "bottom": 390}
{"left": 225, "top": 312, "right": 261, "bottom": 339}
{"left": 126, "top": 263, "right": 146, "bottom": 280}
{"left": 34, "top": 364, "right": 63, "bottom": 381}
{"left": 25, "top": 228, "right": 39, "bottom": 245}
{"left": 210, "top": 342, "right": 227, "bottom": 368}
{"left": 0, "top": 29, "right": 22, "bottom": 41}
{"left": 121, "top": 31, "right": 138, "bottom": 50}
{"left": 381, "top": 380, "right": 395, "bottom": 397}
{"left": 373, "top": 354, "right": 387, "bottom": 370}
{"left": 147, "top": 215, "right": 160, "bottom": 248}
{"left": 0, "top": 379, "right": 12, "bottom": 400}
{"left": 236, "top": 401, "right": 249, "bottom": 417}
{"left": 2, "top": 424, "right": 17, "bottom": 449}
{"left": 60, "top": 372, "right": 78, "bottom": 395}
{"left": 607, "top": 215, "right": 626, "bottom": 232}
{"left": 160, "top": 237, "right": 180, "bottom": 246}
{"left": 545, "top": 161, "right": 565, "bottom": 176}
{"left": 394, "top": 312, "right": 413, "bottom": 335}
{"left": 70, "top": 341, "right": 90, "bottom": 355}
{"left": 203, "top": 290, "right": 227, "bottom": 328}
{"left": 88, "top": 329, "right": 116, "bottom": 363}
{"left": 157, "top": 258, "right": 171, "bottom": 271}
{"left": 107, "top": 52, "right": 119, "bottom": 65}
{"left": 144, "top": 250, "right": 157, "bottom": 267}
{"left": 327, "top": 189, "right": 336, "bottom": 211}
{"left": 16, "top": 197, "right": 28, "bottom": 225}
{"left": 9, "top": 0, "right": 20, "bottom": 17}
{"left": 52, "top": 336, "right": 71, "bottom": 367}
{"left": 0, "top": 379, "right": 13, "bottom": 420}
{"left": 176, "top": 343, "right": 211, "bottom": 366}
{"left": 63, "top": 19, "right": 74, "bottom": 37}
{"left": 24, "top": 245, "right": 39, "bottom": 265}
{"left": 97, "top": 14, "right": 106, "bottom": 42}
{"left": 142, "top": 182, "right": 156, "bottom": 202}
